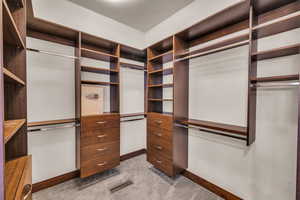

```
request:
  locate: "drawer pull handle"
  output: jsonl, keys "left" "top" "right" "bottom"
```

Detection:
{"left": 155, "top": 120, "right": 162, "bottom": 124}
{"left": 97, "top": 135, "right": 106, "bottom": 138}
{"left": 23, "top": 184, "right": 32, "bottom": 200}
{"left": 96, "top": 148, "right": 107, "bottom": 152}
{"left": 155, "top": 146, "right": 163, "bottom": 150}
{"left": 156, "top": 160, "right": 162, "bottom": 164}
{"left": 155, "top": 133, "right": 162, "bottom": 137}
{"left": 97, "top": 162, "right": 107, "bottom": 166}
{"left": 96, "top": 121, "right": 106, "bottom": 124}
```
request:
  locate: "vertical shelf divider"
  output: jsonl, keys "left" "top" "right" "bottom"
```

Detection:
{"left": 75, "top": 32, "right": 81, "bottom": 169}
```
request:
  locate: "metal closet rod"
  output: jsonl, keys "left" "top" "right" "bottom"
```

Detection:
{"left": 251, "top": 82, "right": 300, "bottom": 88}
{"left": 28, "top": 123, "right": 80, "bottom": 133}
{"left": 27, "top": 48, "right": 80, "bottom": 60}
{"left": 174, "top": 123, "right": 246, "bottom": 141}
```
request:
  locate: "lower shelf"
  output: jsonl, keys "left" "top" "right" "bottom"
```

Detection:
{"left": 4, "top": 119, "right": 26, "bottom": 144}
{"left": 5, "top": 155, "right": 32, "bottom": 200}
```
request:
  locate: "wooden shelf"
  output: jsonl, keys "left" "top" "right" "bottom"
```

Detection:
{"left": 149, "top": 50, "right": 173, "bottom": 63}
{"left": 253, "top": 12, "right": 300, "bottom": 39}
{"left": 5, "top": 156, "right": 31, "bottom": 200}
{"left": 81, "top": 66, "right": 118, "bottom": 74}
{"left": 82, "top": 113, "right": 120, "bottom": 118}
{"left": 181, "top": 119, "right": 247, "bottom": 136}
{"left": 149, "top": 36, "right": 173, "bottom": 54}
{"left": 120, "top": 62, "right": 145, "bottom": 71}
{"left": 176, "top": 34, "right": 249, "bottom": 60}
{"left": 148, "top": 98, "right": 173, "bottom": 102}
{"left": 28, "top": 118, "right": 76, "bottom": 127}
{"left": 147, "top": 112, "right": 173, "bottom": 117}
{"left": 3, "top": 67, "right": 25, "bottom": 86}
{"left": 148, "top": 67, "right": 173, "bottom": 75}
{"left": 81, "top": 80, "right": 119, "bottom": 86}
{"left": 252, "top": 43, "right": 300, "bottom": 60}
{"left": 4, "top": 119, "right": 26, "bottom": 144}
{"left": 3, "top": 0, "right": 25, "bottom": 49}
{"left": 250, "top": 74, "right": 299, "bottom": 83}
{"left": 148, "top": 83, "right": 173, "bottom": 88}
{"left": 120, "top": 45, "right": 146, "bottom": 62}
{"left": 120, "top": 113, "right": 146, "bottom": 118}
{"left": 81, "top": 48, "right": 118, "bottom": 62}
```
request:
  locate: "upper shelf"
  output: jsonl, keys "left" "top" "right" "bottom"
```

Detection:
{"left": 3, "top": 0, "right": 25, "bottom": 49}
{"left": 252, "top": 43, "right": 300, "bottom": 61}
{"left": 148, "top": 67, "right": 173, "bottom": 76}
{"left": 181, "top": 119, "right": 247, "bottom": 136}
{"left": 176, "top": 1, "right": 250, "bottom": 44}
{"left": 253, "top": 0, "right": 298, "bottom": 14}
{"left": 81, "top": 80, "right": 119, "bottom": 86}
{"left": 148, "top": 50, "right": 173, "bottom": 63}
{"left": 81, "top": 48, "right": 118, "bottom": 62}
{"left": 81, "top": 66, "right": 118, "bottom": 74}
{"left": 120, "top": 45, "right": 146, "bottom": 62}
{"left": 27, "top": 118, "right": 76, "bottom": 127}
{"left": 4, "top": 119, "right": 26, "bottom": 144}
{"left": 120, "top": 62, "right": 146, "bottom": 71}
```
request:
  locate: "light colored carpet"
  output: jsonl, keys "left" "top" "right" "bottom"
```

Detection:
{"left": 33, "top": 154, "right": 223, "bottom": 200}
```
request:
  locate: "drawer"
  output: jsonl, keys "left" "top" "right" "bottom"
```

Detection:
{"left": 148, "top": 126, "right": 172, "bottom": 142}
{"left": 81, "top": 142, "right": 120, "bottom": 164}
{"left": 147, "top": 113, "right": 173, "bottom": 131}
{"left": 148, "top": 133, "right": 172, "bottom": 159}
{"left": 15, "top": 156, "right": 32, "bottom": 200}
{"left": 81, "top": 128, "right": 120, "bottom": 146}
{"left": 81, "top": 114, "right": 120, "bottom": 131}
{"left": 80, "top": 157, "right": 120, "bottom": 178}
{"left": 148, "top": 152, "right": 173, "bottom": 177}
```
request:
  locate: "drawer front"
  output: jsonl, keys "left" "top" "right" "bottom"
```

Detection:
{"left": 148, "top": 152, "right": 173, "bottom": 177}
{"left": 148, "top": 126, "right": 172, "bottom": 142}
{"left": 148, "top": 133, "right": 172, "bottom": 159}
{"left": 81, "top": 157, "right": 120, "bottom": 178}
{"left": 81, "top": 128, "right": 120, "bottom": 146}
{"left": 81, "top": 115, "right": 120, "bottom": 131}
{"left": 147, "top": 113, "right": 173, "bottom": 131}
{"left": 81, "top": 142, "right": 120, "bottom": 164}
{"left": 15, "top": 156, "right": 32, "bottom": 200}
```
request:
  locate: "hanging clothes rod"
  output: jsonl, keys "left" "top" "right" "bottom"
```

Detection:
{"left": 175, "top": 40, "right": 249, "bottom": 62}
{"left": 251, "top": 82, "right": 300, "bottom": 88}
{"left": 175, "top": 123, "right": 246, "bottom": 141}
{"left": 27, "top": 48, "right": 80, "bottom": 60}
{"left": 121, "top": 118, "right": 145, "bottom": 123}
{"left": 28, "top": 123, "right": 80, "bottom": 133}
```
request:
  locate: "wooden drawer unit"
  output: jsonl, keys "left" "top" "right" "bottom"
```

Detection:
{"left": 148, "top": 152, "right": 173, "bottom": 177}
{"left": 147, "top": 113, "right": 173, "bottom": 131}
{"left": 148, "top": 125, "right": 172, "bottom": 141}
{"left": 148, "top": 133, "right": 172, "bottom": 159}
{"left": 81, "top": 141, "right": 120, "bottom": 164}
{"left": 81, "top": 128, "right": 120, "bottom": 147}
{"left": 81, "top": 114, "right": 120, "bottom": 131}
{"left": 81, "top": 156, "right": 120, "bottom": 178}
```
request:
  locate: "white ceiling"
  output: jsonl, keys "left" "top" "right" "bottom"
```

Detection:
{"left": 67, "top": 0, "right": 195, "bottom": 32}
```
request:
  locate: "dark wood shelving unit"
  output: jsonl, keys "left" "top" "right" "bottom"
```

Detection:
{"left": 181, "top": 119, "right": 247, "bottom": 136}
{"left": 3, "top": 67, "right": 25, "bottom": 85}
{"left": 4, "top": 119, "right": 26, "bottom": 144}
{"left": 81, "top": 66, "right": 118, "bottom": 74}
{"left": 252, "top": 43, "right": 300, "bottom": 61}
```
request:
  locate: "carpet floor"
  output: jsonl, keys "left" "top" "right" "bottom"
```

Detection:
{"left": 33, "top": 154, "right": 223, "bottom": 200}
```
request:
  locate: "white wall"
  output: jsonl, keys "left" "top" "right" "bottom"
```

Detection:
{"left": 187, "top": 29, "right": 300, "bottom": 200}
{"left": 120, "top": 60, "right": 146, "bottom": 155}
{"left": 31, "top": 0, "right": 145, "bottom": 49}
{"left": 27, "top": 37, "right": 76, "bottom": 183}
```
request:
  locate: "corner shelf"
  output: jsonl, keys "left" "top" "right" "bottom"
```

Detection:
{"left": 181, "top": 119, "right": 247, "bottom": 136}
{"left": 149, "top": 50, "right": 173, "bottom": 63}
{"left": 81, "top": 80, "right": 119, "bottom": 86}
{"left": 81, "top": 48, "right": 118, "bottom": 62}
{"left": 252, "top": 43, "right": 300, "bottom": 61}
{"left": 27, "top": 118, "right": 76, "bottom": 127}
{"left": 3, "top": 0, "right": 25, "bottom": 49}
{"left": 3, "top": 67, "right": 25, "bottom": 85}
{"left": 81, "top": 66, "right": 118, "bottom": 74}
{"left": 5, "top": 156, "right": 31, "bottom": 200}
{"left": 4, "top": 119, "right": 26, "bottom": 144}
